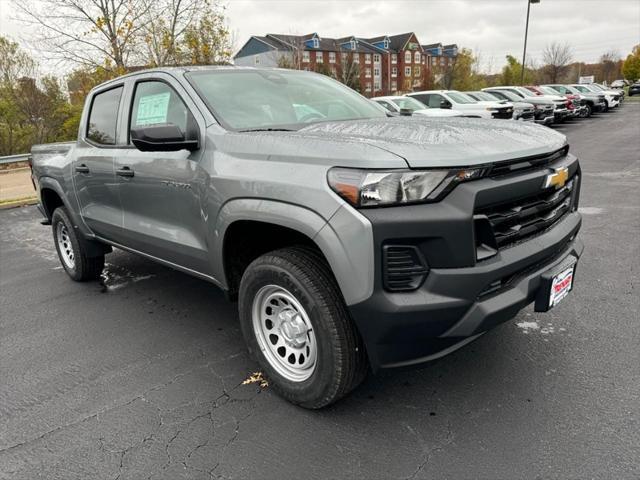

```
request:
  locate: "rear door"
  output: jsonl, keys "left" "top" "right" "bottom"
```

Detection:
{"left": 116, "top": 74, "right": 211, "bottom": 275}
{"left": 73, "top": 85, "right": 125, "bottom": 242}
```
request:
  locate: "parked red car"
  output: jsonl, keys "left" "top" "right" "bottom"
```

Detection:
{"left": 525, "top": 86, "right": 586, "bottom": 118}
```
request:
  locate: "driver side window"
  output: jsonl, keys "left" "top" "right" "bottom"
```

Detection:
{"left": 130, "top": 81, "right": 189, "bottom": 140}
{"left": 427, "top": 94, "right": 444, "bottom": 108}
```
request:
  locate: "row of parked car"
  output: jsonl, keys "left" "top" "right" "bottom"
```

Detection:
{"left": 372, "top": 82, "right": 624, "bottom": 126}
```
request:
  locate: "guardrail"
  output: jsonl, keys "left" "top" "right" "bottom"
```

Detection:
{"left": 0, "top": 153, "right": 31, "bottom": 165}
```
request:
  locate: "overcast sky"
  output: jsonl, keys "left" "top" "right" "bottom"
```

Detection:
{"left": 1, "top": 0, "right": 639, "bottom": 73}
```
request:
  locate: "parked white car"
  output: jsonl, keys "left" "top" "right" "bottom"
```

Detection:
{"left": 569, "top": 84, "right": 620, "bottom": 110}
{"left": 465, "top": 91, "right": 534, "bottom": 122}
{"left": 406, "top": 90, "right": 513, "bottom": 119}
{"left": 371, "top": 96, "right": 465, "bottom": 117}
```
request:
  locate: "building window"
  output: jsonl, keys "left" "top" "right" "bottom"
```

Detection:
{"left": 303, "top": 51, "right": 310, "bottom": 63}
{"left": 350, "top": 39, "right": 356, "bottom": 50}
{"left": 365, "top": 67, "right": 371, "bottom": 78}
{"left": 405, "top": 66, "right": 412, "bottom": 77}
{"left": 392, "top": 66, "right": 398, "bottom": 77}
{"left": 414, "top": 66, "right": 421, "bottom": 76}
{"left": 374, "top": 80, "right": 381, "bottom": 91}
{"left": 373, "top": 67, "right": 380, "bottom": 77}
{"left": 365, "top": 82, "right": 372, "bottom": 92}
{"left": 384, "top": 39, "right": 389, "bottom": 49}
{"left": 316, "top": 51, "right": 323, "bottom": 63}
{"left": 353, "top": 54, "right": 359, "bottom": 64}
{"left": 391, "top": 80, "right": 397, "bottom": 91}
{"left": 405, "top": 51, "right": 411, "bottom": 63}
{"left": 341, "top": 52, "right": 348, "bottom": 62}
{"left": 414, "top": 51, "right": 421, "bottom": 63}
{"left": 254, "top": 56, "right": 260, "bottom": 65}
{"left": 373, "top": 54, "right": 381, "bottom": 63}
{"left": 365, "top": 54, "right": 372, "bottom": 64}
{"left": 329, "top": 51, "right": 336, "bottom": 63}
{"left": 440, "top": 57, "right": 445, "bottom": 66}
{"left": 432, "top": 57, "right": 437, "bottom": 66}
{"left": 313, "top": 37, "right": 319, "bottom": 49}
{"left": 391, "top": 53, "right": 397, "bottom": 64}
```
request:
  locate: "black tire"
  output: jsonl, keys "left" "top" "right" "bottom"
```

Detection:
{"left": 603, "top": 100, "right": 609, "bottom": 112}
{"left": 52, "top": 207, "right": 104, "bottom": 281}
{"left": 238, "top": 246, "right": 368, "bottom": 409}
{"left": 581, "top": 104, "right": 592, "bottom": 118}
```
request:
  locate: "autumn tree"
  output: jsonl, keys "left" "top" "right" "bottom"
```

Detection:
{"left": 622, "top": 45, "right": 640, "bottom": 82}
{"left": 541, "top": 42, "right": 573, "bottom": 83}
{"left": 441, "top": 48, "right": 486, "bottom": 91}
{"left": 500, "top": 55, "right": 535, "bottom": 86}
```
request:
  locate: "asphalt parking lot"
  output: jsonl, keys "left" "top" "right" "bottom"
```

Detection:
{"left": 1, "top": 104, "right": 639, "bottom": 480}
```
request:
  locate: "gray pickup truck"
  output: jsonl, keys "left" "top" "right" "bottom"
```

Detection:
{"left": 31, "top": 67, "right": 583, "bottom": 408}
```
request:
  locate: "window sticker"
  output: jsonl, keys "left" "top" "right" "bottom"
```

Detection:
{"left": 136, "top": 92, "right": 170, "bottom": 125}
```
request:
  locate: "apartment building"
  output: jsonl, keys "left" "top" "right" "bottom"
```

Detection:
{"left": 234, "top": 32, "right": 457, "bottom": 97}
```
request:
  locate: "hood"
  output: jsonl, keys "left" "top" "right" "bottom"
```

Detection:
{"left": 476, "top": 101, "right": 511, "bottom": 108}
{"left": 295, "top": 117, "right": 567, "bottom": 168}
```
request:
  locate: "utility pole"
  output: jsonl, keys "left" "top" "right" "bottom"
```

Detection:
{"left": 521, "top": 0, "right": 540, "bottom": 85}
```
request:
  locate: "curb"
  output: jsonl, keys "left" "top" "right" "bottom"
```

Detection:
{"left": 0, "top": 197, "right": 38, "bottom": 210}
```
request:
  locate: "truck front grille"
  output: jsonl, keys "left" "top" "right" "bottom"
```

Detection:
{"left": 382, "top": 245, "right": 429, "bottom": 292}
{"left": 475, "top": 176, "right": 577, "bottom": 249}
{"left": 492, "top": 107, "right": 513, "bottom": 119}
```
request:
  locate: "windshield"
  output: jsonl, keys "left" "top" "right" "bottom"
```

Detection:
{"left": 391, "top": 97, "right": 427, "bottom": 111}
{"left": 490, "top": 89, "right": 520, "bottom": 102}
{"left": 515, "top": 87, "right": 537, "bottom": 98}
{"left": 186, "top": 69, "right": 385, "bottom": 130}
{"left": 468, "top": 91, "right": 500, "bottom": 102}
{"left": 539, "top": 86, "right": 559, "bottom": 95}
{"left": 447, "top": 91, "right": 477, "bottom": 104}
{"left": 581, "top": 84, "right": 600, "bottom": 92}
{"left": 573, "top": 85, "right": 591, "bottom": 93}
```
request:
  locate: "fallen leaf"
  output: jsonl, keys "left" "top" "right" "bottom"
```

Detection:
{"left": 242, "top": 371, "right": 269, "bottom": 388}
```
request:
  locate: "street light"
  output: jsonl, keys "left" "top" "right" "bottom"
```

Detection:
{"left": 521, "top": 0, "right": 540, "bottom": 85}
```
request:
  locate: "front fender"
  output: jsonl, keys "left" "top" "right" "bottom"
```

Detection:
{"left": 213, "top": 198, "right": 374, "bottom": 306}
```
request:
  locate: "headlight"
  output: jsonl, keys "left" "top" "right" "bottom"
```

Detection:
{"left": 327, "top": 168, "right": 485, "bottom": 208}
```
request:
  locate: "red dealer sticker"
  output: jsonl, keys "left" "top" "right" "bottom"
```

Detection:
{"left": 549, "top": 265, "right": 575, "bottom": 308}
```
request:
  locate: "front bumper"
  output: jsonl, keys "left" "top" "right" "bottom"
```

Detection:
{"left": 347, "top": 154, "right": 583, "bottom": 370}
{"left": 535, "top": 114, "right": 554, "bottom": 125}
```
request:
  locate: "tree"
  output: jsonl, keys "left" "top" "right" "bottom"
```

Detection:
{"left": 13, "top": 0, "right": 150, "bottom": 73}
{"left": 500, "top": 55, "right": 535, "bottom": 85}
{"left": 13, "top": 0, "right": 232, "bottom": 71}
{"left": 141, "top": 0, "right": 232, "bottom": 66}
{"left": 541, "top": 42, "right": 573, "bottom": 83}
{"left": 599, "top": 50, "right": 621, "bottom": 84}
{"left": 339, "top": 52, "right": 361, "bottom": 93}
{"left": 441, "top": 48, "right": 486, "bottom": 91}
{"left": 622, "top": 45, "right": 640, "bottom": 82}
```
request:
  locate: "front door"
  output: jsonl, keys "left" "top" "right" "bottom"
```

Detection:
{"left": 73, "top": 85, "right": 125, "bottom": 242}
{"left": 116, "top": 77, "right": 211, "bottom": 275}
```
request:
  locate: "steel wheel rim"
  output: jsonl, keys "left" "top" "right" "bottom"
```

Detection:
{"left": 251, "top": 285, "right": 317, "bottom": 382}
{"left": 56, "top": 222, "right": 75, "bottom": 269}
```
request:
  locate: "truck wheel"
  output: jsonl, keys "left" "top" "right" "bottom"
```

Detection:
{"left": 52, "top": 207, "right": 104, "bottom": 281}
{"left": 238, "top": 247, "right": 368, "bottom": 409}
{"left": 582, "top": 104, "right": 592, "bottom": 118}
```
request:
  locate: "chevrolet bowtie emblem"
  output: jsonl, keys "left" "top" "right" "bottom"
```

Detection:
{"left": 544, "top": 167, "right": 569, "bottom": 189}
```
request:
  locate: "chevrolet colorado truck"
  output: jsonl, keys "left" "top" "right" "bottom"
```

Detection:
{"left": 31, "top": 67, "right": 583, "bottom": 408}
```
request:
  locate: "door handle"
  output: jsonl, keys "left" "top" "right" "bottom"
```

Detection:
{"left": 75, "top": 164, "right": 90, "bottom": 174}
{"left": 116, "top": 166, "right": 134, "bottom": 178}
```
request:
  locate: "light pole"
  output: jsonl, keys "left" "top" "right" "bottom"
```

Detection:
{"left": 521, "top": 0, "right": 540, "bottom": 85}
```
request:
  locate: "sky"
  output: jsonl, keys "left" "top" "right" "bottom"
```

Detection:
{"left": 1, "top": 0, "right": 639, "bottom": 74}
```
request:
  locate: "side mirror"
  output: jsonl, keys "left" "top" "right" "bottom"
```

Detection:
{"left": 131, "top": 120, "right": 199, "bottom": 152}
{"left": 399, "top": 108, "right": 413, "bottom": 116}
{"left": 440, "top": 100, "right": 452, "bottom": 109}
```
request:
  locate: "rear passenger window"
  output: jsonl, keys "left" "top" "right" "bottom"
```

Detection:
{"left": 86, "top": 86, "right": 123, "bottom": 145}
{"left": 130, "top": 81, "right": 189, "bottom": 136}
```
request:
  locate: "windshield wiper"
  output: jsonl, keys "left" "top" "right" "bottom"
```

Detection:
{"left": 239, "top": 127, "right": 296, "bottom": 132}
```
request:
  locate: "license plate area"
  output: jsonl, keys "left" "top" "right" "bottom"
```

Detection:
{"left": 534, "top": 255, "right": 577, "bottom": 312}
